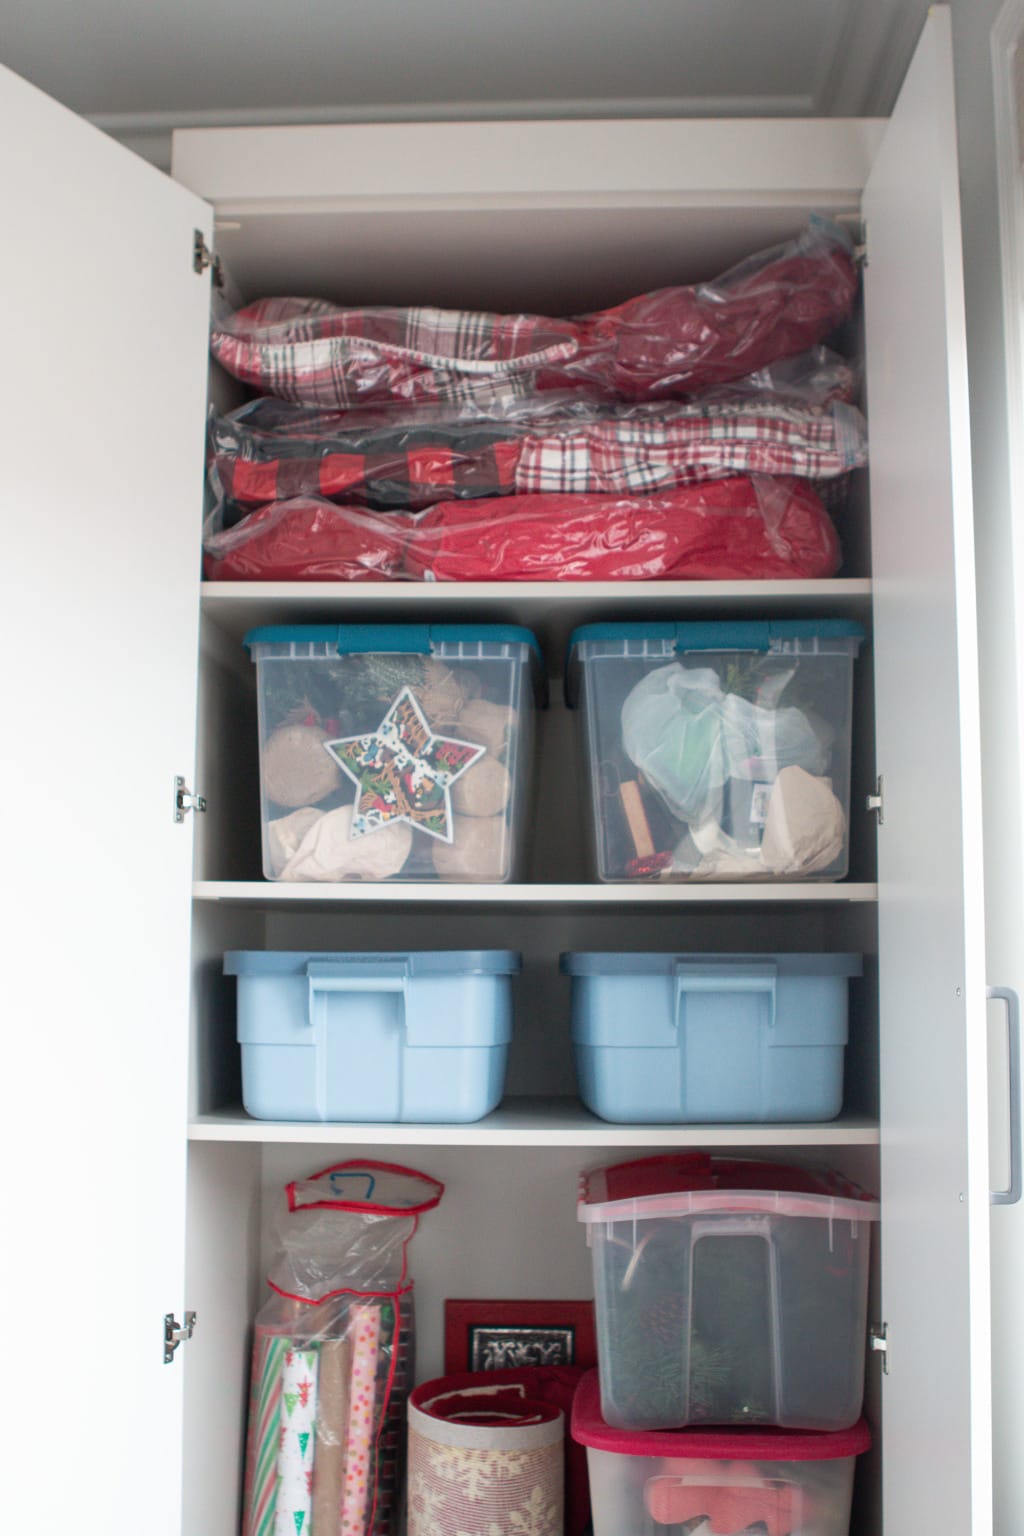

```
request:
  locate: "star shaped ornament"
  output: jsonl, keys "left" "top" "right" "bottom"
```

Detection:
{"left": 324, "top": 687, "right": 486, "bottom": 843}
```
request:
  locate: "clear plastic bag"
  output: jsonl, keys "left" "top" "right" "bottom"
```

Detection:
{"left": 241, "top": 1160, "right": 443, "bottom": 1536}
{"left": 203, "top": 475, "right": 841, "bottom": 584}
{"left": 210, "top": 219, "right": 858, "bottom": 413}
{"left": 208, "top": 373, "right": 866, "bottom": 517}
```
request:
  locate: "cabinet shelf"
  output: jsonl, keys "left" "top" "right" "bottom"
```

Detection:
{"left": 200, "top": 578, "right": 873, "bottom": 657}
{"left": 189, "top": 1099, "right": 881, "bottom": 1147}
{"left": 193, "top": 879, "right": 878, "bottom": 907}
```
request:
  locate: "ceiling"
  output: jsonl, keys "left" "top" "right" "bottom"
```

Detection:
{"left": 3, "top": 0, "right": 930, "bottom": 169}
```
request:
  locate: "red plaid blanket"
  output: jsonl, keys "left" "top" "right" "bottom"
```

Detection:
{"left": 203, "top": 477, "right": 840, "bottom": 584}
{"left": 210, "top": 219, "right": 857, "bottom": 411}
{"left": 210, "top": 391, "right": 866, "bottom": 516}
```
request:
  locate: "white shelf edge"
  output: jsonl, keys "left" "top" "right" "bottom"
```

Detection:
{"left": 188, "top": 1100, "right": 881, "bottom": 1147}
{"left": 192, "top": 880, "right": 878, "bottom": 905}
{"left": 200, "top": 578, "right": 874, "bottom": 645}
{"left": 201, "top": 579, "right": 873, "bottom": 603}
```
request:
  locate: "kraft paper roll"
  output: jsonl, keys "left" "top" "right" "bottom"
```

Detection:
{"left": 312, "top": 1335, "right": 353, "bottom": 1534}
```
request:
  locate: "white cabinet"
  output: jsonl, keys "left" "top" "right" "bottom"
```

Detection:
{"left": 0, "top": 8, "right": 990, "bottom": 1534}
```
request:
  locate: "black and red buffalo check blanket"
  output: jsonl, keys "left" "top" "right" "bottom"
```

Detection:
{"left": 210, "top": 391, "right": 866, "bottom": 518}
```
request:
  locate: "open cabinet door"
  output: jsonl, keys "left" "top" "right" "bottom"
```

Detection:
{"left": 863, "top": 8, "right": 991, "bottom": 1531}
{"left": 0, "top": 66, "right": 211, "bottom": 1534}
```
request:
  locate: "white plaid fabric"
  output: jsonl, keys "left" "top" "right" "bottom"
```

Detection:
{"left": 515, "top": 400, "right": 866, "bottom": 494}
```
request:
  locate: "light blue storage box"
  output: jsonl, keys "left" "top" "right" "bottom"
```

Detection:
{"left": 226, "top": 950, "right": 520, "bottom": 1122}
{"left": 562, "top": 952, "right": 861, "bottom": 1123}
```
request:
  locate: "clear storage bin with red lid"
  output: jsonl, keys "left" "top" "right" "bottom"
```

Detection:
{"left": 572, "top": 1369, "right": 870, "bottom": 1536}
{"left": 577, "top": 1154, "right": 878, "bottom": 1433}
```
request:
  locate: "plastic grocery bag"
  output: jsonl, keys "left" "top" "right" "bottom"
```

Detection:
{"left": 242, "top": 1160, "right": 443, "bottom": 1536}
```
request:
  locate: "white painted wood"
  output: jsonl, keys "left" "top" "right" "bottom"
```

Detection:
{"left": 183, "top": 1143, "right": 262, "bottom": 1536}
{"left": 861, "top": 10, "right": 991, "bottom": 1531}
{"left": 173, "top": 118, "right": 882, "bottom": 310}
{"left": 201, "top": 578, "right": 874, "bottom": 659}
{"left": 193, "top": 879, "right": 880, "bottom": 906}
{"left": 173, "top": 118, "right": 885, "bottom": 205}
{"left": 0, "top": 64, "right": 212, "bottom": 1536}
{"left": 188, "top": 1102, "right": 881, "bottom": 1147}
{"left": 980, "top": 5, "right": 1024, "bottom": 1530}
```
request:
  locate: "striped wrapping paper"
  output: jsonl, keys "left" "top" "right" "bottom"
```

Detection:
{"left": 243, "top": 1332, "right": 291, "bottom": 1536}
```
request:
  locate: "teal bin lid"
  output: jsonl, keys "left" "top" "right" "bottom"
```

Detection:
{"left": 226, "top": 950, "right": 522, "bottom": 977}
{"left": 244, "top": 623, "right": 543, "bottom": 661}
{"left": 243, "top": 623, "right": 547, "bottom": 704}
{"left": 564, "top": 619, "right": 865, "bottom": 706}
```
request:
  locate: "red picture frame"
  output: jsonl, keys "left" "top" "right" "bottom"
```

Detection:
{"left": 444, "top": 1298, "right": 596, "bottom": 1375}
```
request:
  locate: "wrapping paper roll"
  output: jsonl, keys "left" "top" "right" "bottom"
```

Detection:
{"left": 312, "top": 1337, "right": 353, "bottom": 1533}
{"left": 341, "top": 1304, "right": 384, "bottom": 1534}
{"left": 407, "top": 1377, "right": 564, "bottom": 1536}
{"left": 243, "top": 1331, "right": 291, "bottom": 1536}
{"left": 276, "top": 1346, "right": 320, "bottom": 1535}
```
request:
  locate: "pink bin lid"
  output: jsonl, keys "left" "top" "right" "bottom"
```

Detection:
{"left": 577, "top": 1153, "right": 879, "bottom": 1225}
{"left": 571, "top": 1371, "right": 871, "bottom": 1461}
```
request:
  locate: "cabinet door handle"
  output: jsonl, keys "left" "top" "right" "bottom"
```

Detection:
{"left": 989, "top": 986, "right": 1022, "bottom": 1206}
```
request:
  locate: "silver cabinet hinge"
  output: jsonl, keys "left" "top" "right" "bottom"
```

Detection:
{"left": 869, "top": 1322, "right": 888, "bottom": 1373}
{"left": 866, "top": 775, "right": 884, "bottom": 825}
{"left": 175, "top": 775, "right": 207, "bottom": 823}
{"left": 192, "top": 230, "right": 224, "bottom": 289}
{"left": 164, "top": 1310, "right": 196, "bottom": 1363}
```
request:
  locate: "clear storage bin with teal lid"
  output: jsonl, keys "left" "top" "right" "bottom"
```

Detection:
{"left": 226, "top": 949, "right": 520, "bottom": 1122}
{"left": 244, "top": 624, "right": 544, "bottom": 882}
{"left": 563, "top": 951, "right": 861, "bottom": 1123}
{"left": 565, "top": 620, "right": 865, "bottom": 882}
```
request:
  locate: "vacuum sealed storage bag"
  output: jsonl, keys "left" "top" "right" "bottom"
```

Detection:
{"left": 209, "top": 218, "right": 858, "bottom": 413}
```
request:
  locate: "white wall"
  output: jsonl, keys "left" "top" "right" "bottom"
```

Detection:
{"left": 949, "top": 3, "right": 1024, "bottom": 1530}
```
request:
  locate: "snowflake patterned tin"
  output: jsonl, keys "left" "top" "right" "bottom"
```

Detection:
{"left": 407, "top": 1375, "right": 564, "bottom": 1536}
{"left": 245, "top": 624, "right": 543, "bottom": 882}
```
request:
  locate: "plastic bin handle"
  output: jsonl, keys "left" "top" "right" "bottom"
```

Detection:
{"left": 673, "top": 962, "right": 777, "bottom": 1030}
{"left": 305, "top": 961, "right": 408, "bottom": 1027}
{"left": 989, "top": 985, "right": 1022, "bottom": 1206}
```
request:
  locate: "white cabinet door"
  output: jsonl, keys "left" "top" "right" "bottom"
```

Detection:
{"left": 863, "top": 9, "right": 991, "bottom": 1531}
{"left": 0, "top": 66, "right": 212, "bottom": 1535}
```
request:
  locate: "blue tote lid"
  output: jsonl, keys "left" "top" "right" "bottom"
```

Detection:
{"left": 226, "top": 949, "right": 522, "bottom": 978}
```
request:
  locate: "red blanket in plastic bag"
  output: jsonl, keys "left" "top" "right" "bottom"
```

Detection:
{"left": 202, "top": 476, "right": 840, "bottom": 583}
{"left": 210, "top": 219, "right": 857, "bottom": 412}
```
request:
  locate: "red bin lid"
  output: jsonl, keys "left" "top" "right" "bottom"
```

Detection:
{"left": 571, "top": 1371, "right": 871, "bottom": 1461}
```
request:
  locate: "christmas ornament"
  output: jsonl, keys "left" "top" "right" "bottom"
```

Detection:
{"left": 324, "top": 687, "right": 485, "bottom": 843}
{"left": 446, "top": 699, "right": 517, "bottom": 759}
{"left": 432, "top": 814, "right": 510, "bottom": 879}
{"left": 262, "top": 720, "right": 342, "bottom": 808}
{"left": 451, "top": 757, "right": 511, "bottom": 818}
